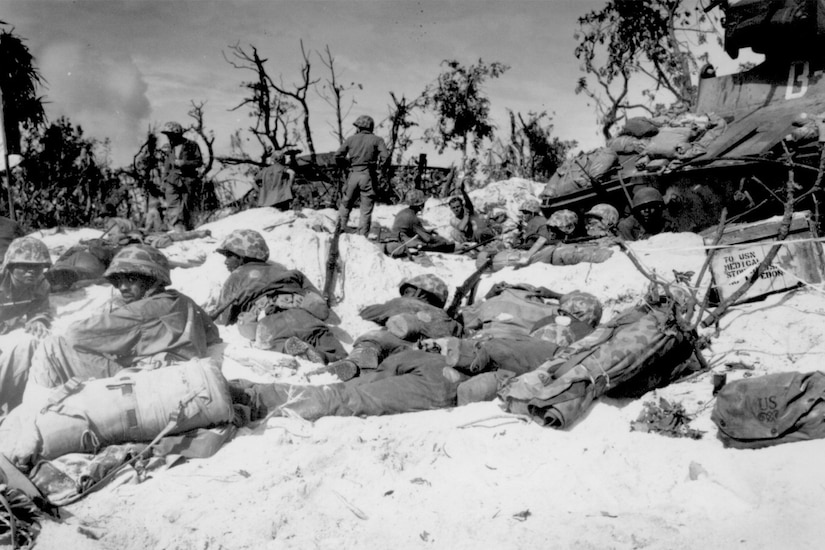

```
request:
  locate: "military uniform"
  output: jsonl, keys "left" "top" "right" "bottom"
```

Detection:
{"left": 29, "top": 245, "right": 220, "bottom": 388}
{"left": 617, "top": 186, "right": 677, "bottom": 241}
{"left": 514, "top": 214, "right": 551, "bottom": 250}
{"left": 617, "top": 213, "right": 678, "bottom": 241}
{"left": 0, "top": 216, "right": 25, "bottom": 263}
{"left": 161, "top": 122, "right": 203, "bottom": 231}
{"left": 0, "top": 237, "right": 53, "bottom": 413}
{"left": 256, "top": 155, "right": 293, "bottom": 210}
{"left": 449, "top": 211, "right": 494, "bottom": 244}
{"left": 335, "top": 116, "right": 389, "bottom": 236}
{"left": 310, "top": 274, "right": 457, "bottom": 381}
{"left": 233, "top": 350, "right": 461, "bottom": 420}
{"left": 386, "top": 192, "right": 453, "bottom": 254}
{"left": 212, "top": 229, "right": 327, "bottom": 325}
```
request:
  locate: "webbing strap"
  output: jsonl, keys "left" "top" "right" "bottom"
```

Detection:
{"left": 105, "top": 377, "right": 141, "bottom": 440}
{"left": 57, "top": 406, "right": 185, "bottom": 507}
{"left": 42, "top": 378, "right": 83, "bottom": 413}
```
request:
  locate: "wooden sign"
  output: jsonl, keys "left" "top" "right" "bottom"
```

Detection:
{"left": 705, "top": 212, "right": 825, "bottom": 303}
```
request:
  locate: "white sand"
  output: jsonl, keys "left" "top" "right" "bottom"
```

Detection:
{"left": 22, "top": 181, "right": 825, "bottom": 550}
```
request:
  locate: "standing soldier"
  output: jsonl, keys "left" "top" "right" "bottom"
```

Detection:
{"left": 160, "top": 121, "right": 203, "bottom": 233}
{"left": 335, "top": 115, "right": 389, "bottom": 237}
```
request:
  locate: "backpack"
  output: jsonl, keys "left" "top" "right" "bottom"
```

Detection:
{"left": 711, "top": 371, "right": 825, "bottom": 449}
{"left": 500, "top": 304, "right": 693, "bottom": 428}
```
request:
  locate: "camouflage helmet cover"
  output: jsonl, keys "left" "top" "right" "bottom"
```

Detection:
{"left": 585, "top": 203, "right": 620, "bottom": 229}
{"left": 104, "top": 244, "right": 171, "bottom": 287}
{"left": 448, "top": 195, "right": 464, "bottom": 206}
{"left": 519, "top": 198, "right": 541, "bottom": 214}
{"left": 2, "top": 236, "right": 52, "bottom": 271}
{"left": 632, "top": 186, "right": 664, "bottom": 209}
{"left": 216, "top": 229, "right": 270, "bottom": 262}
{"left": 406, "top": 189, "right": 426, "bottom": 207}
{"left": 353, "top": 115, "right": 375, "bottom": 131}
{"left": 559, "top": 291, "right": 603, "bottom": 328}
{"left": 399, "top": 273, "right": 449, "bottom": 308}
{"left": 547, "top": 209, "right": 579, "bottom": 235}
{"left": 161, "top": 121, "right": 184, "bottom": 135}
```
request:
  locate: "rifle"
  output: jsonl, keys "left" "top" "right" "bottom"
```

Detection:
{"left": 322, "top": 220, "right": 345, "bottom": 306}
{"left": 446, "top": 255, "right": 493, "bottom": 318}
{"left": 457, "top": 235, "right": 498, "bottom": 255}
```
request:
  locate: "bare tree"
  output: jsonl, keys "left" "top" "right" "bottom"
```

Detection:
{"left": 386, "top": 92, "right": 425, "bottom": 164}
{"left": 316, "top": 44, "right": 361, "bottom": 146}
{"left": 221, "top": 42, "right": 300, "bottom": 165}
{"left": 269, "top": 40, "right": 321, "bottom": 162}
{"left": 188, "top": 100, "right": 215, "bottom": 174}
{"left": 574, "top": 0, "right": 723, "bottom": 139}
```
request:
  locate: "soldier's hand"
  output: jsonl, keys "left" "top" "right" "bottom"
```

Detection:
{"left": 25, "top": 320, "right": 50, "bottom": 339}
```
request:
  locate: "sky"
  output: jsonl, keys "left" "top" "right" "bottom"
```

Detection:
{"left": 4, "top": 0, "right": 743, "bottom": 171}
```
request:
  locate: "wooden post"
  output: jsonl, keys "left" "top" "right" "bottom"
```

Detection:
{"left": 0, "top": 88, "right": 15, "bottom": 221}
{"left": 414, "top": 153, "right": 427, "bottom": 190}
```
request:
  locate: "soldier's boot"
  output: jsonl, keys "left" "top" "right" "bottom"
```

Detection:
{"left": 306, "top": 360, "right": 359, "bottom": 382}
{"left": 283, "top": 336, "right": 325, "bottom": 364}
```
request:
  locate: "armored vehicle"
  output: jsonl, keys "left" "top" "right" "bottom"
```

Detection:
{"left": 540, "top": 0, "right": 825, "bottom": 234}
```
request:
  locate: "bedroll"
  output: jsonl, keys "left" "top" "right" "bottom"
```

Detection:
{"left": 461, "top": 287, "right": 560, "bottom": 338}
{"left": 500, "top": 305, "right": 693, "bottom": 428}
{"left": 0, "top": 358, "right": 233, "bottom": 469}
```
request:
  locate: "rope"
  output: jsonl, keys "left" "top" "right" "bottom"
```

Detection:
{"left": 625, "top": 235, "right": 821, "bottom": 253}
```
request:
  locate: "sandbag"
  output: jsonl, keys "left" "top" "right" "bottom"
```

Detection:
{"left": 480, "top": 248, "right": 528, "bottom": 272}
{"left": 500, "top": 304, "right": 693, "bottom": 428}
{"left": 608, "top": 135, "right": 646, "bottom": 154}
{"left": 531, "top": 244, "right": 614, "bottom": 266}
{"left": 0, "top": 358, "right": 233, "bottom": 470}
{"left": 711, "top": 371, "right": 825, "bottom": 449}
{"left": 643, "top": 126, "right": 694, "bottom": 159}
{"left": 541, "top": 148, "right": 617, "bottom": 199}
{"left": 620, "top": 117, "right": 659, "bottom": 138}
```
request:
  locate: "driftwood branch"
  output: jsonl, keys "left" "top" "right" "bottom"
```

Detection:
{"left": 691, "top": 207, "right": 727, "bottom": 330}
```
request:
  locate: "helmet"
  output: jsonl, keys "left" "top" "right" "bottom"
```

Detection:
{"left": 448, "top": 195, "right": 464, "bottom": 206}
{"left": 547, "top": 209, "right": 579, "bottom": 235}
{"left": 519, "top": 198, "right": 541, "bottom": 214}
{"left": 632, "top": 186, "right": 664, "bottom": 210}
{"left": 353, "top": 115, "right": 375, "bottom": 131}
{"left": 406, "top": 189, "right": 426, "bottom": 207}
{"left": 585, "top": 204, "right": 620, "bottom": 229}
{"left": 104, "top": 244, "right": 171, "bottom": 286}
{"left": 161, "top": 121, "right": 184, "bottom": 135}
{"left": 399, "top": 274, "right": 449, "bottom": 308}
{"left": 559, "top": 291, "right": 602, "bottom": 328}
{"left": 216, "top": 229, "right": 270, "bottom": 262}
{"left": 2, "top": 236, "right": 52, "bottom": 271}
